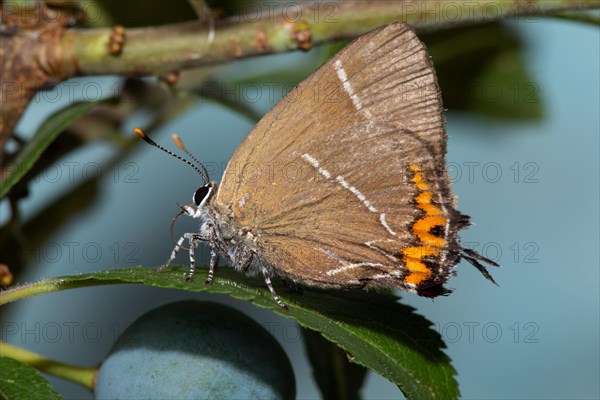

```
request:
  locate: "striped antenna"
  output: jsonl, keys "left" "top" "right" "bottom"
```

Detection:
{"left": 133, "top": 128, "right": 209, "bottom": 184}
{"left": 172, "top": 134, "right": 210, "bottom": 183}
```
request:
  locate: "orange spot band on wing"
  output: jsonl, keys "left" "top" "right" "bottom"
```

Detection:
{"left": 403, "top": 261, "right": 429, "bottom": 285}
{"left": 415, "top": 192, "right": 442, "bottom": 215}
{"left": 403, "top": 246, "right": 440, "bottom": 258}
{"left": 413, "top": 216, "right": 447, "bottom": 247}
{"left": 402, "top": 163, "right": 448, "bottom": 286}
{"left": 413, "top": 172, "right": 429, "bottom": 191}
{"left": 402, "top": 246, "right": 440, "bottom": 285}
{"left": 409, "top": 164, "right": 429, "bottom": 190}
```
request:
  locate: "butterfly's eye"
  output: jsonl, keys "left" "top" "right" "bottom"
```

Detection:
{"left": 193, "top": 184, "right": 212, "bottom": 206}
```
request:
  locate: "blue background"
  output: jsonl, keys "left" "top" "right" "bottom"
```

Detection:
{"left": 2, "top": 18, "right": 599, "bottom": 399}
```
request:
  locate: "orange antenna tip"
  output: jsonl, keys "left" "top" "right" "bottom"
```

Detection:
{"left": 133, "top": 128, "right": 146, "bottom": 138}
{"left": 172, "top": 134, "right": 187, "bottom": 152}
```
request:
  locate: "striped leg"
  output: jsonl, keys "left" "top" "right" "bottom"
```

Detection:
{"left": 156, "top": 234, "right": 187, "bottom": 273}
{"left": 185, "top": 236, "right": 200, "bottom": 281}
{"left": 205, "top": 245, "right": 219, "bottom": 284}
{"left": 261, "top": 266, "right": 288, "bottom": 310}
{"left": 156, "top": 232, "right": 207, "bottom": 279}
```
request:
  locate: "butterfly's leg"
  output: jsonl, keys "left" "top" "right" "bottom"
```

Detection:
{"left": 205, "top": 243, "right": 220, "bottom": 284}
{"left": 202, "top": 224, "right": 220, "bottom": 284}
{"left": 156, "top": 234, "right": 186, "bottom": 273}
{"left": 156, "top": 232, "right": 207, "bottom": 275}
{"left": 261, "top": 266, "right": 288, "bottom": 310}
{"left": 185, "top": 234, "right": 204, "bottom": 281}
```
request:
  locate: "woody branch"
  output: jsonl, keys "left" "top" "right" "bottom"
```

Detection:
{"left": 0, "top": 0, "right": 598, "bottom": 150}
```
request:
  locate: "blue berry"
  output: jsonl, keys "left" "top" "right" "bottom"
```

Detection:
{"left": 96, "top": 300, "right": 295, "bottom": 399}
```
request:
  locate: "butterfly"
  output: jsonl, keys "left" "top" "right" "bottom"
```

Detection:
{"left": 134, "top": 22, "right": 498, "bottom": 309}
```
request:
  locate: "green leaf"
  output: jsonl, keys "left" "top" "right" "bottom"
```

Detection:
{"left": 0, "top": 357, "right": 62, "bottom": 400}
{"left": 0, "top": 101, "right": 98, "bottom": 199}
{"left": 1, "top": 266, "right": 459, "bottom": 399}
{"left": 302, "top": 327, "right": 368, "bottom": 400}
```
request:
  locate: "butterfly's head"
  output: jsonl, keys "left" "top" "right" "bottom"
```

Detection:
{"left": 173, "top": 181, "right": 218, "bottom": 220}
{"left": 193, "top": 181, "right": 217, "bottom": 208}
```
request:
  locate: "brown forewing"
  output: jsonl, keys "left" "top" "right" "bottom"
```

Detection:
{"left": 215, "top": 23, "right": 457, "bottom": 288}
